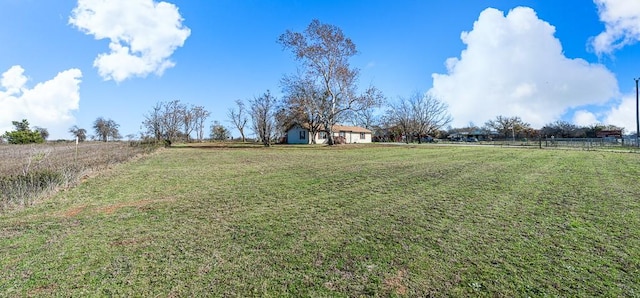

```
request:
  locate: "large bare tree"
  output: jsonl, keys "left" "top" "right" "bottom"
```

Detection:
{"left": 192, "top": 105, "right": 210, "bottom": 142}
{"left": 250, "top": 90, "right": 277, "bottom": 147}
{"left": 161, "top": 100, "right": 185, "bottom": 142}
{"left": 278, "top": 19, "right": 383, "bottom": 145}
{"left": 386, "top": 96, "right": 415, "bottom": 144}
{"left": 143, "top": 102, "right": 164, "bottom": 141}
{"left": 411, "top": 92, "right": 452, "bottom": 143}
{"left": 386, "top": 92, "right": 452, "bottom": 143}
{"left": 227, "top": 99, "right": 249, "bottom": 142}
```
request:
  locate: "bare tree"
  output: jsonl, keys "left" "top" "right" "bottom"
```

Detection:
{"left": 93, "top": 117, "right": 120, "bottom": 142}
{"left": 143, "top": 100, "right": 209, "bottom": 142}
{"left": 349, "top": 106, "right": 379, "bottom": 130}
{"left": 143, "top": 102, "right": 164, "bottom": 141}
{"left": 386, "top": 96, "right": 415, "bottom": 144}
{"left": 280, "top": 74, "right": 323, "bottom": 143}
{"left": 161, "top": 100, "right": 185, "bottom": 142}
{"left": 385, "top": 92, "right": 451, "bottom": 143}
{"left": 182, "top": 106, "right": 195, "bottom": 142}
{"left": 279, "top": 19, "right": 384, "bottom": 145}
{"left": 69, "top": 125, "right": 87, "bottom": 142}
{"left": 192, "top": 106, "right": 210, "bottom": 142}
{"left": 227, "top": 99, "right": 249, "bottom": 142}
{"left": 411, "top": 92, "right": 452, "bottom": 143}
{"left": 250, "top": 90, "right": 277, "bottom": 147}
{"left": 33, "top": 126, "right": 49, "bottom": 141}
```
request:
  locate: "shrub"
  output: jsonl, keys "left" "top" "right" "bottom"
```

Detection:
{"left": 0, "top": 170, "right": 63, "bottom": 210}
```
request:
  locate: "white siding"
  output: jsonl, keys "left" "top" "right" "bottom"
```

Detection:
{"left": 332, "top": 131, "right": 372, "bottom": 143}
{"left": 286, "top": 125, "right": 310, "bottom": 144}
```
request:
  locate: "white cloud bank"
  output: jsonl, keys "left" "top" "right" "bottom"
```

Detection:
{"left": 574, "top": 93, "right": 638, "bottom": 132}
{"left": 429, "top": 7, "right": 619, "bottom": 129}
{"left": 591, "top": 0, "right": 640, "bottom": 55}
{"left": 0, "top": 66, "right": 82, "bottom": 139}
{"left": 69, "top": 0, "right": 191, "bottom": 82}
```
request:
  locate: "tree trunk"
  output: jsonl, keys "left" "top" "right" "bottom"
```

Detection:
{"left": 327, "top": 128, "right": 334, "bottom": 145}
{"left": 309, "top": 129, "right": 317, "bottom": 144}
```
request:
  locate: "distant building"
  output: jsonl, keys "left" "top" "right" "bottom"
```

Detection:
{"left": 596, "top": 130, "right": 622, "bottom": 138}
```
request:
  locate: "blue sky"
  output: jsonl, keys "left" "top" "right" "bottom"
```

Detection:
{"left": 1, "top": 0, "right": 639, "bottom": 140}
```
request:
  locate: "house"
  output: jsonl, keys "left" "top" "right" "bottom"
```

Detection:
{"left": 286, "top": 123, "right": 372, "bottom": 144}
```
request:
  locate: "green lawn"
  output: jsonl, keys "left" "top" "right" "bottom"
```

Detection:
{"left": 1, "top": 145, "right": 639, "bottom": 296}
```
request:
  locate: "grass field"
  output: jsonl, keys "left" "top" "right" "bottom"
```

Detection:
{"left": 1, "top": 144, "right": 639, "bottom": 296}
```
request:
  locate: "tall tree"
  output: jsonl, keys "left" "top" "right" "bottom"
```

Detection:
{"left": 182, "top": 105, "right": 195, "bottom": 142}
{"left": 192, "top": 105, "right": 210, "bottom": 142}
{"left": 278, "top": 19, "right": 384, "bottom": 145}
{"left": 69, "top": 125, "right": 87, "bottom": 142}
{"left": 161, "top": 100, "right": 185, "bottom": 142}
{"left": 227, "top": 99, "right": 249, "bottom": 142}
{"left": 385, "top": 92, "right": 452, "bottom": 143}
{"left": 93, "top": 117, "right": 120, "bottom": 142}
{"left": 250, "top": 90, "right": 277, "bottom": 147}
{"left": 410, "top": 92, "right": 452, "bottom": 143}
{"left": 142, "top": 102, "right": 164, "bottom": 141}
{"left": 386, "top": 97, "right": 415, "bottom": 144}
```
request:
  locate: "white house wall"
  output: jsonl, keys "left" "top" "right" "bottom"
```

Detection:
{"left": 287, "top": 125, "right": 310, "bottom": 144}
{"left": 332, "top": 131, "right": 371, "bottom": 143}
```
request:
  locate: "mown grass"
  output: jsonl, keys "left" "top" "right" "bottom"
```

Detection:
{"left": 0, "top": 144, "right": 638, "bottom": 296}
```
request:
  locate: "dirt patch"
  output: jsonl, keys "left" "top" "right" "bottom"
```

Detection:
{"left": 384, "top": 269, "right": 408, "bottom": 296}
{"left": 99, "top": 198, "right": 175, "bottom": 214}
{"left": 62, "top": 205, "right": 86, "bottom": 218}
{"left": 28, "top": 283, "right": 57, "bottom": 296}
{"left": 111, "top": 236, "right": 153, "bottom": 247}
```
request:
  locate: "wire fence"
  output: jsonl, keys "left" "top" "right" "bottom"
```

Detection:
{"left": 477, "top": 137, "right": 640, "bottom": 151}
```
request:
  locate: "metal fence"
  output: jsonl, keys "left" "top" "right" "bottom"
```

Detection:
{"left": 484, "top": 137, "right": 639, "bottom": 150}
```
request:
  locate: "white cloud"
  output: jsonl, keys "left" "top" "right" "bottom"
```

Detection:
{"left": 0, "top": 66, "right": 82, "bottom": 139}
{"left": 69, "top": 0, "right": 191, "bottom": 82}
{"left": 591, "top": 0, "right": 640, "bottom": 55}
{"left": 573, "top": 110, "right": 600, "bottom": 127}
{"left": 430, "top": 7, "right": 619, "bottom": 129}
{"left": 603, "top": 93, "right": 637, "bottom": 132}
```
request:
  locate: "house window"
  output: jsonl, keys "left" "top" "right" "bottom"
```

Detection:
{"left": 360, "top": 132, "right": 365, "bottom": 139}
{"left": 318, "top": 132, "right": 327, "bottom": 139}
{"left": 339, "top": 131, "right": 346, "bottom": 137}
{"left": 299, "top": 131, "right": 306, "bottom": 140}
